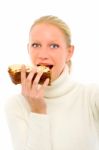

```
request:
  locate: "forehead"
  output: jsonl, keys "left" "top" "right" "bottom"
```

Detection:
{"left": 29, "top": 23, "right": 66, "bottom": 41}
{"left": 30, "top": 23, "right": 64, "bottom": 36}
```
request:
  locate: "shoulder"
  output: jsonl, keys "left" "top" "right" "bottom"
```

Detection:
{"left": 75, "top": 82, "right": 99, "bottom": 105}
{"left": 71, "top": 80, "right": 99, "bottom": 99}
{"left": 86, "top": 84, "right": 99, "bottom": 102}
{"left": 73, "top": 80, "right": 99, "bottom": 93}
{"left": 83, "top": 83, "right": 99, "bottom": 96}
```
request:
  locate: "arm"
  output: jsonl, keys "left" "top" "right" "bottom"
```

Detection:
{"left": 5, "top": 95, "right": 52, "bottom": 150}
{"left": 5, "top": 65, "right": 52, "bottom": 150}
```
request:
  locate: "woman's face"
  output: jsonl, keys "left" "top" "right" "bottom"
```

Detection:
{"left": 28, "top": 23, "right": 74, "bottom": 82}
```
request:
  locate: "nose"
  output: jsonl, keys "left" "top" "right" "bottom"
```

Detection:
{"left": 38, "top": 47, "right": 49, "bottom": 60}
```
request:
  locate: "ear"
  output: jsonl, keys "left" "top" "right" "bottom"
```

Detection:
{"left": 66, "top": 45, "right": 74, "bottom": 62}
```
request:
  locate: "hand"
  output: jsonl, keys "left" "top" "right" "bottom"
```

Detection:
{"left": 21, "top": 65, "right": 49, "bottom": 114}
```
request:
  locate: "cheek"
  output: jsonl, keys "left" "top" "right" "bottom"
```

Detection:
{"left": 55, "top": 55, "right": 66, "bottom": 73}
{"left": 54, "top": 55, "right": 66, "bottom": 73}
{"left": 28, "top": 50, "right": 36, "bottom": 63}
{"left": 57, "top": 52, "right": 66, "bottom": 64}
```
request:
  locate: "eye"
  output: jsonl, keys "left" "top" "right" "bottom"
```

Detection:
{"left": 31, "top": 43, "right": 41, "bottom": 48}
{"left": 50, "top": 43, "right": 59, "bottom": 49}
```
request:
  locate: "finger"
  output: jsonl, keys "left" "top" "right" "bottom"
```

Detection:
{"left": 21, "top": 65, "right": 27, "bottom": 95}
{"left": 31, "top": 71, "right": 44, "bottom": 96}
{"left": 21, "top": 64, "right": 26, "bottom": 86}
{"left": 26, "top": 68, "right": 37, "bottom": 89}
{"left": 32, "top": 71, "right": 43, "bottom": 87}
{"left": 39, "top": 78, "right": 49, "bottom": 96}
{"left": 43, "top": 78, "right": 49, "bottom": 88}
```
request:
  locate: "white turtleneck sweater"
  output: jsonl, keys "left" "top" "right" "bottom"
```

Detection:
{"left": 5, "top": 68, "right": 99, "bottom": 150}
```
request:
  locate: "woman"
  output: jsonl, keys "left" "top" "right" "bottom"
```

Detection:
{"left": 6, "top": 15, "right": 99, "bottom": 150}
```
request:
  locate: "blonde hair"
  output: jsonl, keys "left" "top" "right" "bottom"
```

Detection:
{"left": 30, "top": 15, "right": 72, "bottom": 72}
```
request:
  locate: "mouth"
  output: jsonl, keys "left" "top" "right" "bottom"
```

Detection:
{"left": 37, "top": 64, "right": 53, "bottom": 69}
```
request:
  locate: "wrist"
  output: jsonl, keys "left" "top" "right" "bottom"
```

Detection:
{"left": 31, "top": 108, "right": 47, "bottom": 114}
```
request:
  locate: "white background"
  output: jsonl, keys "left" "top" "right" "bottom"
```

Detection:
{"left": 0, "top": 0, "right": 99, "bottom": 149}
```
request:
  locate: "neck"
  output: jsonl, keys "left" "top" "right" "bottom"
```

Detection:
{"left": 44, "top": 65, "right": 72, "bottom": 99}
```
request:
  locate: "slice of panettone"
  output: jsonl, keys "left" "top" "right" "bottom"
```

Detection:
{"left": 8, "top": 64, "right": 51, "bottom": 85}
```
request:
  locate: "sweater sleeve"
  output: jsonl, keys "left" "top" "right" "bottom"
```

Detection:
{"left": 5, "top": 95, "right": 52, "bottom": 150}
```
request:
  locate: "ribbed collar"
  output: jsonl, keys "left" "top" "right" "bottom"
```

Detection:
{"left": 44, "top": 65, "right": 75, "bottom": 99}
